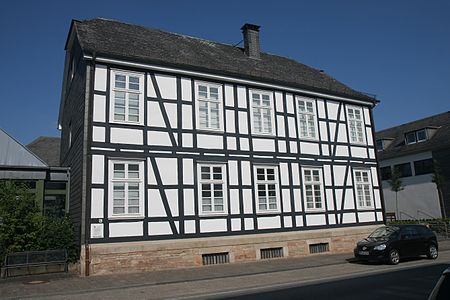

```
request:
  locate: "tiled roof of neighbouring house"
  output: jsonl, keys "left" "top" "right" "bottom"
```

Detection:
{"left": 376, "top": 111, "right": 450, "bottom": 160}
{"left": 26, "top": 137, "right": 61, "bottom": 167}
{"left": 72, "top": 18, "right": 376, "bottom": 103}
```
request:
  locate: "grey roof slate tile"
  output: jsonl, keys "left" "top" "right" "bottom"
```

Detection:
{"left": 26, "top": 137, "right": 61, "bottom": 167}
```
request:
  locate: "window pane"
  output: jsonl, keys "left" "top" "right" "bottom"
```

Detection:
{"left": 128, "top": 164, "right": 140, "bottom": 178}
{"left": 114, "top": 164, "right": 125, "bottom": 178}
{"left": 394, "top": 163, "right": 412, "bottom": 177}
{"left": 210, "top": 87, "right": 219, "bottom": 100}
{"left": 417, "top": 129, "right": 427, "bottom": 141}
{"left": 405, "top": 132, "right": 416, "bottom": 144}
{"left": 201, "top": 167, "right": 210, "bottom": 180}
{"left": 198, "top": 85, "right": 208, "bottom": 98}
{"left": 129, "top": 76, "right": 140, "bottom": 90}
{"left": 115, "top": 75, "right": 126, "bottom": 88}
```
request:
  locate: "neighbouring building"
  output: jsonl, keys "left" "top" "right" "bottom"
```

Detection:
{"left": 0, "top": 129, "right": 69, "bottom": 217}
{"left": 59, "top": 18, "right": 384, "bottom": 276}
{"left": 376, "top": 111, "right": 450, "bottom": 221}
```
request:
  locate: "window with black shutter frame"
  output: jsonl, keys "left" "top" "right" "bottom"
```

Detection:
{"left": 394, "top": 163, "right": 412, "bottom": 178}
{"left": 380, "top": 166, "right": 392, "bottom": 180}
{"left": 414, "top": 159, "right": 433, "bottom": 176}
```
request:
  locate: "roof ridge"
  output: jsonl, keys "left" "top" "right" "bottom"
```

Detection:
{"left": 377, "top": 111, "right": 450, "bottom": 134}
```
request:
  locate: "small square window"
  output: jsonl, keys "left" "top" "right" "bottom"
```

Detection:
{"left": 405, "top": 132, "right": 416, "bottom": 144}
{"left": 416, "top": 129, "right": 427, "bottom": 142}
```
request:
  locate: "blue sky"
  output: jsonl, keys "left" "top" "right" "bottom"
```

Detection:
{"left": 1, "top": 0, "right": 449, "bottom": 144}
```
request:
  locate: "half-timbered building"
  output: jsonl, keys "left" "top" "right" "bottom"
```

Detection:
{"left": 59, "top": 18, "right": 384, "bottom": 275}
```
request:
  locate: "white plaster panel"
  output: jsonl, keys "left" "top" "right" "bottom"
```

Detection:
{"left": 183, "top": 159, "right": 194, "bottom": 185}
{"left": 231, "top": 218, "right": 241, "bottom": 231}
{"left": 337, "top": 124, "right": 348, "bottom": 143}
{"left": 243, "top": 189, "right": 253, "bottom": 214}
{"left": 147, "top": 101, "right": 165, "bottom": 127}
{"left": 93, "top": 94, "right": 106, "bottom": 122}
{"left": 91, "top": 155, "right": 104, "bottom": 184}
{"left": 329, "top": 123, "right": 336, "bottom": 142}
{"left": 148, "top": 131, "right": 172, "bottom": 146}
{"left": 284, "top": 216, "right": 293, "bottom": 228}
{"left": 228, "top": 161, "right": 239, "bottom": 185}
{"left": 335, "top": 189, "right": 343, "bottom": 211}
{"left": 319, "top": 121, "right": 328, "bottom": 141}
{"left": 359, "top": 211, "right": 376, "bottom": 222}
{"left": 91, "top": 224, "right": 104, "bottom": 239}
{"left": 200, "top": 219, "right": 227, "bottom": 233}
{"left": 290, "top": 142, "right": 298, "bottom": 154}
{"left": 241, "top": 161, "right": 251, "bottom": 185}
{"left": 166, "top": 189, "right": 179, "bottom": 217}
{"left": 94, "top": 65, "right": 107, "bottom": 92}
{"left": 336, "top": 145, "right": 349, "bottom": 157}
{"left": 182, "top": 133, "right": 193, "bottom": 148}
{"left": 230, "top": 189, "right": 240, "bottom": 214}
{"left": 155, "top": 74, "right": 177, "bottom": 100}
{"left": 181, "top": 78, "right": 192, "bottom": 101}
{"left": 111, "top": 128, "right": 143, "bottom": 145}
{"left": 342, "top": 213, "right": 357, "bottom": 224}
{"left": 148, "top": 189, "right": 166, "bottom": 217}
{"left": 156, "top": 157, "right": 178, "bottom": 185}
{"left": 369, "top": 149, "right": 375, "bottom": 159}
{"left": 226, "top": 110, "right": 235, "bottom": 133}
{"left": 295, "top": 216, "right": 303, "bottom": 227}
{"left": 363, "top": 107, "right": 371, "bottom": 125}
{"left": 245, "top": 218, "right": 254, "bottom": 230}
{"left": 327, "top": 101, "right": 339, "bottom": 120}
{"left": 147, "top": 74, "right": 157, "bottom": 98}
{"left": 148, "top": 222, "right": 172, "bottom": 236}
{"left": 185, "top": 220, "right": 196, "bottom": 234}
{"left": 92, "top": 126, "right": 105, "bottom": 142}
{"left": 238, "top": 111, "right": 248, "bottom": 134}
{"left": 240, "top": 138, "right": 249, "bottom": 151}
{"left": 317, "top": 99, "right": 326, "bottom": 118}
{"left": 174, "top": 221, "right": 180, "bottom": 235}
{"left": 306, "top": 214, "right": 326, "bottom": 226}
{"left": 376, "top": 212, "right": 383, "bottom": 221}
{"left": 286, "top": 94, "right": 294, "bottom": 114}
{"left": 277, "top": 116, "right": 285, "bottom": 137}
{"left": 374, "top": 190, "right": 382, "bottom": 209}
{"left": 257, "top": 216, "right": 281, "bottom": 230}
{"left": 237, "top": 86, "right": 247, "bottom": 108}
{"left": 366, "top": 127, "right": 374, "bottom": 146}
{"left": 323, "top": 165, "right": 332, "bottom": 186}
{"left": 333, "top": 166, "right": 347, "bottom": 186}
{"left": 288, "top": 117, "right": 297, "bottom": 139}
{"left": 227, "top": 137, "right": 237, "bottom": 150}
{"left": 225, "top": 84, "right": 234, "bottom": 107}
{"left": 91, "top": 189, "right": 104, "bottom": 218}
{"left": 109, "top": 222, "right": 143, "bottom": 237}
{"left": 282, "top": 189, "right": 291, "bottom": 212}
{"left": 275, "top": 92, "right": 284, "bottom": 112}
{"left": 346, "top": 172, "right": 353, "bottom": 186}
{"left": 351, "top": 146, "right": 368, "bottom": 158}
{"left": 182, "top": 104, "right": 192, "bottom": 129}
{"left": 164, "top": 103, "right": 178, "bottom": 129}
{"left": 321, "top": 145, "right": 329, "bottom": 156}
{"left": 253, "top": 139, "right": 275, "bottom": 152}
{"left": 371, "top": 167, "right": 379, "bottom": 187}
{"left": 339, "top": 107, "right": 346, "bottom": 121}
{"left": 292, "top": 163, "right": 300, "bottom": 185}
{"left": 183, "top": 189, "right": 195, "bottom": 216}
{"left": 344, "top": 189, "right": 355, "bottom": 209}
{"left": 328, "top": 214, "right": 336, "bottom": 225}
{"left": 293, "top": 188, "right": 302, "bottom": 212}
{"left": 147, "top": 158, "right": 157, "bottom": 185}
{"left": 300, "top": 142, "right": 320, "bottom": 155}
{"left": 280, "top": 163, "right": 289, "bottom": 185}
{"left": 326, "top": 189, "right": 335, "bottom": 210}
{"left": 197, "top": 134, "right": 223, "bottom": 149}
{"left": 278, "top": 141, "right": 287, "bottom": 153}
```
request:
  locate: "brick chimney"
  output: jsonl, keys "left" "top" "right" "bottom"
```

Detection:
{"left": 241, "top": 23, "right": 261, "bottom": 59}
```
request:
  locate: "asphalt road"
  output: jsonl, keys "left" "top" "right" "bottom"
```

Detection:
{"left": 226, "top": 263, "right": 449, "bottom": 300}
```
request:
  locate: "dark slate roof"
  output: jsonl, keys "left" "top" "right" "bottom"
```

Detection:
{"left": 376, "top": 111, "right": 450, "bottom": 160}
{"left": 73, "top": 18, "right": 376, "bottom": 103}
{"left": 26, "top": 137, "right": 61, "bottom": 167}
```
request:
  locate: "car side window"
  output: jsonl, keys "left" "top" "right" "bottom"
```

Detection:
{"left": 401, "top": 227, "right": 418, "bottom": 239}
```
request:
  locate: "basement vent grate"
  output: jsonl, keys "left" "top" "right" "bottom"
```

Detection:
{"left": 260, "top": 247, "right": 284, "bottom": 259}
{"left": 309, "top": 243, "right": 330, "bottom": 254}
{"left": 202, "top": 252, "right": 230, "bottom": 265}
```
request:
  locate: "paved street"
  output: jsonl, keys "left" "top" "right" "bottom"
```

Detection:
{"left": 1, "top": 243, "right": 450, "bottom": 300}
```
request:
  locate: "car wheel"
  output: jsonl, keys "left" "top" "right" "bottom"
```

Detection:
{"left": 427, "top": 244, "right": 438, "bottom": 259}
{"left": 388, "top": 249, "right": 400, "bottom": 265}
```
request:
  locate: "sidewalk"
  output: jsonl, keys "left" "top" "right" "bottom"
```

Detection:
{"left": 2, "top": 239, "right": 450, "bottom": 299}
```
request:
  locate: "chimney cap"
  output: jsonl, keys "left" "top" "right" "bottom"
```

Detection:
{"left": 241, "top": 23, "right": 260, "bottom": 32}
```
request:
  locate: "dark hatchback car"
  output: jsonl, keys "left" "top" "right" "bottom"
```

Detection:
{"left": 354, "top": 225, "right": 438, "bottom": 264}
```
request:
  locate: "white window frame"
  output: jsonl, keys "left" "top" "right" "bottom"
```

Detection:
{"left": 296, "top": 96, "right": 319, "bottom": 140}
{"left": 108, "top": 160, "right": 145, "bottom": 219}
{"left": 302, "top": 167, "right": 325, "bottom": 211}
{"left": 109, "top": 69, "right": 144, "bottom": 125}
{"left": 250, "top": 89, "right": 275, "bottom": 136}
{"left": 254, "top": 165, "right": 280, "bottom": 214}
{"left": 195, "top": 81, "right": 223, "bottom": 131}
{"left": 197, "top": 163, "right": 228, "bottom": 216}
{"left": 353, "top": 168, "right": 374, "bottom": 209}
{"left": 346, "top": 105, "right": 365, "bottom": 144}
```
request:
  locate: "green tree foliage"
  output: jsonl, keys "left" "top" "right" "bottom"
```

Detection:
{"left": 389, "top": 167, "right": 404, "bottom": 219}
{"left": 432, "top": 160, "right": 447, "bottom": 219}
{"left": 0, "top": 181, "right": 77, "bottom": 265}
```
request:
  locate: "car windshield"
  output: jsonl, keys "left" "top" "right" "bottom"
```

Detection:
{"left": 369, "top": 226, "right": 399, "bottom": 238}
